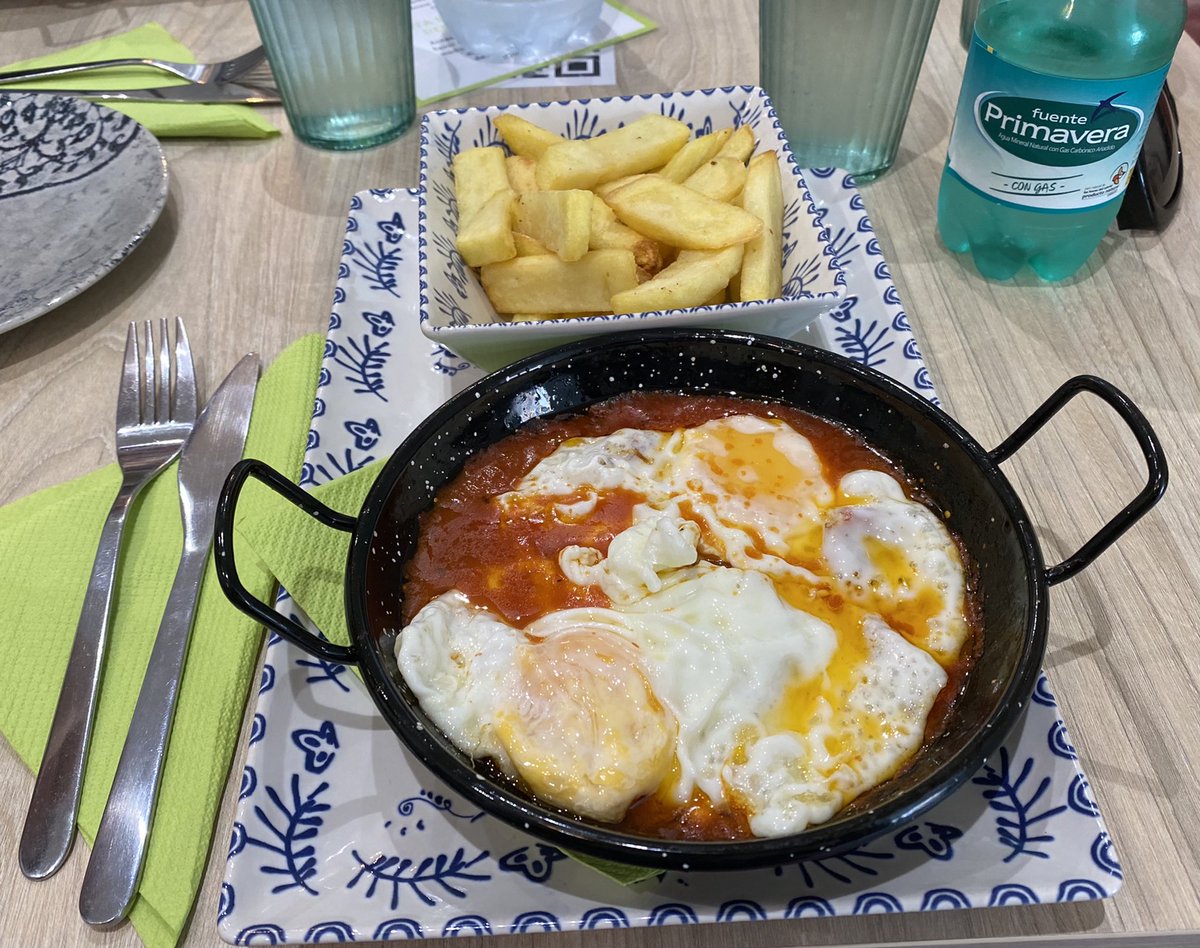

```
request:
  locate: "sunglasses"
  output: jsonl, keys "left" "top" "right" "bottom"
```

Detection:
{"left": 1117, "top": 80, "right": 1182, "bottom": 232}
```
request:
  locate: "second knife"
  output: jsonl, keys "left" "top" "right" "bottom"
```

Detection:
{"left": 79, "top": 353, "right": 260, "bottom": 926}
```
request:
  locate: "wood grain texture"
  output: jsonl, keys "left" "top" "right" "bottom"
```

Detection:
{"left": 1, "top": 1, "right": 1198, "bottom": 946}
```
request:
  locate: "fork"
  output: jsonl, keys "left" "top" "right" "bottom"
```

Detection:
{"left": 0, "top": 45, "right": 265, "bottom": 86}
{"left": 18, "top": 319, "right": 198, "bottom": 882}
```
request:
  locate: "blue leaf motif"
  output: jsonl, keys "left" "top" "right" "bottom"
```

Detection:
{"left": 497, "top": 843, "right": 566, "bottom": 883}
{"left": 972, "top": 747, "right": 1067, "bottom": 862}
{"left": 347, "top": 847, "right": 491, "bottom": 909}
{"left": 349, "top": 240, "right": 403, "bottom": 297}
{"left": 292, "top": 721, "right": 339, "bottom": 775}
{"left": 431, "top": 344, "right": 472, "bottom": 376}
{"left": 243, "top": 774, "right": 330, "bottom": 895}
{"left": 298, "top": 656, "right": 352, "bottom": 693}
{"left": 776, "top": 842, "right": 894, "bottom": 887}
{"left": 332, "top": 334, "right": 390, "bottom": 401}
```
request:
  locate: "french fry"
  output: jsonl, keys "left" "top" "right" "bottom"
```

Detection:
{"left": 658, "top": 128, "right": 733, "bottom": 183}
{"left": 494, "top": 113, "right": 566, "bottom": 158}
{"left": 605, "top": 176, "right": 762, "bottom": 250}
{"left": 506, "top": 155, "right": 539, "bottom": 194}
{"left": 514, "top": 189, "right": 592, "bottom": 262}
{"left": 589, "top": 195, "right": 663, "bottom": 272}
{"left": 513, "top": 232, "right": 551, "bottom": 256}
{"left": 684, "top": 156, "right": 749, "bottom": 203}
{"left": 594, "top": 173, "right": 650, "bottom": 201}
{"left": 716, "top": 125, "right": 755, "bottom": 162}
{"left": 535, "top": 114, "right": 691, "bottom": 190}
{"left": 738, "top": 151, "right": 784, "bottom": 301}
{"left": 452, "top": 146, "right": 510, "bottom": 225}
{"left": 611, "top": 245, "right": 745, "bottom": 314}
{"left": 456, "top": 189, "right": 516, "bottom": 267}
{"left": 481, "top": 249, "right": 638, "bottom": 313}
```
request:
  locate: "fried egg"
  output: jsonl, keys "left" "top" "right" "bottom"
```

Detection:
{"left": 397, "top": 414, "right": 969, "bottom": 836}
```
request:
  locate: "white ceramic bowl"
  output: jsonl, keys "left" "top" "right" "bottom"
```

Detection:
{"left": 417, "top": 85, "right": 846, "bottom": 370}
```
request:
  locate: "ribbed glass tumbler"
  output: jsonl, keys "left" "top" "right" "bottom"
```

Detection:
{"left": 249, "top": 0, "right": 416, "bottom": 151}
{"left": 759, "top": 0, "right": 941, "bottom": 181}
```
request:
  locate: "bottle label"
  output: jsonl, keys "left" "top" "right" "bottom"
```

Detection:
{"left": 946, "top": 35, "right": 1169, "bottom": 211}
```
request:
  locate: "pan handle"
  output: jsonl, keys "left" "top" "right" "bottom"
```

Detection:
{"left": 214, "top": 458, "right": 361, "bottom": 664}
{"left": 987, "top": 375, "right": 1168, "bottom": 587}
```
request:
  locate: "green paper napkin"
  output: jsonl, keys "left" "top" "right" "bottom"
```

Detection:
{"left": 234, "top": 459, "right": 662, "bottom": 887}
{"left": 0, "top": 332, "right": 323, "bottom": 948}
{"left": 2, "top": 22, "right": 278, "bottom": 139}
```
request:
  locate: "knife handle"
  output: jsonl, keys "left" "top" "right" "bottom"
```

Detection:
{"left": 19, "top": 478, "right": 140, "bottom": 881}
{"left": 78, "top": 540, "right": 208, "bottom": 926}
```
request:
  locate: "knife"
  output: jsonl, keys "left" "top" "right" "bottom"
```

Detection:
{"left": 2, "top": 81, "right": 279, "bottom": 104}
{"left": 78, "top": 354, "right": 260, "bottom": 927}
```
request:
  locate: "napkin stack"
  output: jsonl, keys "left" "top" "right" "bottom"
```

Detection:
{"left": 0, "top": 334, "right": 321, "bottom": 948}
{"left": 2, "top": 22, "right": 278, "bottom": 139}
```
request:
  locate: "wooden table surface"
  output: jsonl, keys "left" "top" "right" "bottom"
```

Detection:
{"left": 2, "top": 2, "right": 1199, "bottom": 946}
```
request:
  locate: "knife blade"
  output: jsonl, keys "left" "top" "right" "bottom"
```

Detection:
{"left": 2, "top": 81, "right": 279, "bottom": 104}
{"left": 78, "top": 353, "right": 260, "bottom": 927}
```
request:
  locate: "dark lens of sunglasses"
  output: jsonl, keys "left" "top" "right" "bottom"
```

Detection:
{"left": 1117, "top": 82, "right": 1182, "bottom": 232}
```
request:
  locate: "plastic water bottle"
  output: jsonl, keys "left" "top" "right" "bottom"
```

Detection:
{"left": 937, "top": 0, "right": 1186, "bottom": 281}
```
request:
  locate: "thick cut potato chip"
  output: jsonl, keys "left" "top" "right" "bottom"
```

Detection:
{"left": 684, "top": 156, "right": 749, "bottom": 203}
{"left": 611, "top": 245, "right": 744, "bottom": 314}
{"left": 513, "top": 232, "right": 551, "bottom": 256}
{"left": 453, "top": 146, "right": 510, "bottom": 225}
{"left": 506, "top": 155, "right": 539, "bottom": 193}
{"left": 716, "top": 125, "right": 756, "bottom": 162}
{"left": 494, "top": 113, "right": 565, "bottom": 159}
{"left": 739, "top": 151, "right": 784, "bottom": 302}
{"left": 658, "top": 128, "right": 733, "bottom": 183}
{"left": 456, "top": 189, "right": 516, "bottom": 267}
{"left": 605, "top": 176, "right": 762, "bottom": 250}
{"left": 589, "top": 195, "right": 663, "bottom": 272}
{"left": 514, "top": 189, "right": 592, "bottom": 262}
{"left": 535, "top": 115, "right": 691, "bottom": 190}
{"left": 481, "top": 249, "right": 638, "bottom": 313}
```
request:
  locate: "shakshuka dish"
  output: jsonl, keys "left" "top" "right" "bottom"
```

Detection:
{"left": 394, "top": 392, "right": 979, "bottom": 841}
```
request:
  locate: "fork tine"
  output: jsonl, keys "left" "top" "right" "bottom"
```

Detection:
{"left": 172, "top": 318, "right": 199, "bottom": 424}
{"left": 218, "top": 46, "right": 267, "bottom": 83}
{"left": 117, "top": 323, "right": 140, "bottom": 429}
{"left": 155, "top": 319, "right": 171, "bottom": 424}
{"left": 142, "top": 322, "right": 156, "bottom": 423}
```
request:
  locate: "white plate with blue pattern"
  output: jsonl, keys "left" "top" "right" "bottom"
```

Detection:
{"left": 417, "top": 86, "right": 846, "bottom": 370}
{"left": 0, "top": 93, "right": 168, "bottom": 334}
{"left": 218, "top": 178, "right": 1121, "bottom": 945}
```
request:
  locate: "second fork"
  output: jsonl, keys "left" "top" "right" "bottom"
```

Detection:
{"left": 18, "top": 319, "right": 198, "bottom": 881}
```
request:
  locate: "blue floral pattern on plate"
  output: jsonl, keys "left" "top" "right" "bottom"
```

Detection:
{"left": 219, "top": 185, "right": 1119, "bottom": 944}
